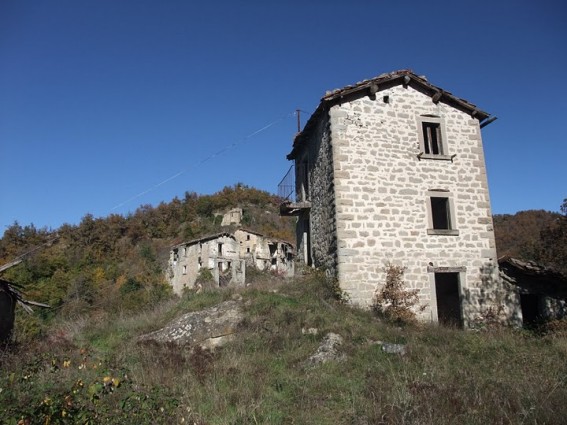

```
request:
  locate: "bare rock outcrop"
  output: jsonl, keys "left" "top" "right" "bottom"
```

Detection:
{"left": 138, "top": 300, "right": 242, "bottom": 350}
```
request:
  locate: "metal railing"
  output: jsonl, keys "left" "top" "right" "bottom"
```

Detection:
{"left": 278, "top": 165, "right": 295, "bottom": 200}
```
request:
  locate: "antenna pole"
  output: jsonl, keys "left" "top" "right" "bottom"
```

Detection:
{"left": 296, "top": 109, "right": 301, "bottom": 133}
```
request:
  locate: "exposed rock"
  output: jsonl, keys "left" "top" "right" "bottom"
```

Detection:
{"left": 304, "top": 332, "right": 345, "bottom": 366}
{"left": 368, "top": 339, "right": 408, "bottom": 356}
{"left": 301, "top": 327, "right": 319, "bottom": 335}
{"left": 138, "top": 300, "right": 242, "bottom": 350}
{"left": 381, "top": 342, "right": 407, "bottom": 356}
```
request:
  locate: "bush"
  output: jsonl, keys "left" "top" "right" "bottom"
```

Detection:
{"left": 372, "top": 263, "right": 424, "bottom": 325}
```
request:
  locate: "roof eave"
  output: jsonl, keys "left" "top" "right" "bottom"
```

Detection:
{"left": 287, "top": 70, "right": 493, "bottom": 161}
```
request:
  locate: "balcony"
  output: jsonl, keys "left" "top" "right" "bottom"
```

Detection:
{"left": 277, "top": 164, "right": 311, "bottom": 216}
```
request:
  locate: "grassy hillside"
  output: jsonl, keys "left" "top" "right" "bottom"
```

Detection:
{"left": 2, "top": 271, "right": 566, "bottom": 424}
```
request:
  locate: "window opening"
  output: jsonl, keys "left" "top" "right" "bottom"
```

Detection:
{"left": 431, "top": 197, "right": 451, "bottom": 230}
{"left": 434, "top": 272, "right": 462, "bottom": 327}
{"left": 269, "top": 243, "right": 277, "bottom": 256}
{"left": 422, "top": 122, "right": 443, "bottom": 155}
{"left": 218, "top": 243, "right": 223, "bottom": 256}
{"left": 182, "top": 265, "right": 187, "bottom": 275}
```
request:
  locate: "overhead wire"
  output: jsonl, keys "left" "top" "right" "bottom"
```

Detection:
{"left": 110, "top": 111, "right": 296, "bottom": 211}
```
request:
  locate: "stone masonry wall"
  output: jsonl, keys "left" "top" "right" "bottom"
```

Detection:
{"left": 169, "top": 236, "right": 240, "bottom": 294}
{"left": 300, "top": 112, "right": 339, "bottom": 275}
{"left": 329, "top": 85, "right": 501, "bottom": 324}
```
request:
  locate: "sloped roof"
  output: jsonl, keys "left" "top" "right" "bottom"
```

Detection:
{"left": 499, "top": 256, "right": 567, "bottom": 282}
{"left": 288, "top": 69, "right": 492, "bottom": 160}
{"left": 499, "top": 256, "right": 567, "bottom": 297}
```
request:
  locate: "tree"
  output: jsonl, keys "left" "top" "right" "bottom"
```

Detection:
{"left": 539, "top": 199, "right": 567, "bottom": 275}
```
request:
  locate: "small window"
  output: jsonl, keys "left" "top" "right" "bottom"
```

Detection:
{"left": 431, "top": 197, "right": 451, "bottom": 229}
{"left": 182, "top": 265, "right": 187, "bottom": 275}
{"left": 422, "top": 122, "right": 443, "bottom": 155}
{"left": 246, "top": 235, "right": 251, "bottom": 241}
{"left": 218, "top": 243, "right": 223, "bottom": 255}
{"left": 427, "top": 191, "right": 459, "bottom": 236}
{"left": 417, "top": 116, "right": 450, "bottom": 159}
{"left": 246, "top": 247, "right": 250, "bottom": 253}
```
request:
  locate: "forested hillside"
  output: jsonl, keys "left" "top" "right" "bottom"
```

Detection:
{"left": 0, "top": 184, "right": 295, "bottom": 337}
{"left": 493, "top": 199, "right": 566, "bottom": 275}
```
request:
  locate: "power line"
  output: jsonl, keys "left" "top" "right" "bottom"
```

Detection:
{"left": 110, "top": 112, "right": 295, "bottom": 211}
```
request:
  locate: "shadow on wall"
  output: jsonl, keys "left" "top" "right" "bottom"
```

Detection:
{"left": 462, "top": 262, "right": 522, "bottom": 328}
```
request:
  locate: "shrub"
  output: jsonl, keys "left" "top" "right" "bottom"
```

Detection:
{"left": 196, "top": 268, "right": 214, "bottom": 284}
{"left": 372, "top": 263, "right": 424, "bottom": 325}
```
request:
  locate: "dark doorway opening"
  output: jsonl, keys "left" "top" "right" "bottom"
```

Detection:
{"left": 520, "top": 294, "right": 542, "bottom": 327}
{"left": 435, "top": 272, "right": 462, "bottom": 327}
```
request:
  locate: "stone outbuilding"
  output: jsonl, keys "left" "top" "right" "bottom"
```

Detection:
{"left": 167, "top": 229, "right": 294, "bottom": 295}
{"left": 499, "top": 256, "right": 567, "bottom": 326}
{"left": 279, "top": 69, "right": 505, "bottom": 327}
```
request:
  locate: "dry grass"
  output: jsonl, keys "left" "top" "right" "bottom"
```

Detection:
{"left": 2, "top": 273, "right": 567, "bottom": 424}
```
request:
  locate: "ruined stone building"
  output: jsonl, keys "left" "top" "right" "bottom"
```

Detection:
{"left": 279, "top": 69, "right": 503, "bottom": 327}
{"left": 168, "top": 229, "right": 294, "bottom": 295}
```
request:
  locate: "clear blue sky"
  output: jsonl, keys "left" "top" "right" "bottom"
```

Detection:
{"left": 1, "top": 0, "right": 566, "bottom": 233}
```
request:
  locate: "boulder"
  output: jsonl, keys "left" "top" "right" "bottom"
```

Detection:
{"left": 304, "top": 332, "right": 346, "bottom": 366}
{"left": 138, "top": 300, "right": 242, "bottom": 350}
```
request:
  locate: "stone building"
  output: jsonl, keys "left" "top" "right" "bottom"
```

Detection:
{"left": 168, "top": 229, "right": 294, "bottom": 295}
{"left": 280, "top": 69, "right": 505, "bottom": 327}
{"left": 234, "top": 228, "right": 294, "bottom": 276}
{"left": 220, "top": 208, "right": 243, "bottom": 226}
